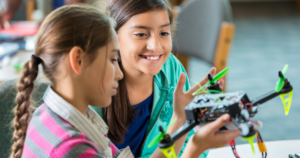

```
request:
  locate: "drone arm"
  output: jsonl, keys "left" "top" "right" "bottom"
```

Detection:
{"left": 170, "top": 121, "right": 198, "bottom": 142}
{"left": 251, "top": 82, "right": 293, "bottom": 106}
{"left": 251, "top": 90, "right": 280, "bottom": 106}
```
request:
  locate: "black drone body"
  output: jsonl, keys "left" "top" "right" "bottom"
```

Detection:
{"left": 150, "top": 65, "right": 293, "bottom": 158}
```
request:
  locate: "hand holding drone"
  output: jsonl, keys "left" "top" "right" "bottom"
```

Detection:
{"left": 183, "top": 113, "right": 240, "bottom": 158}
{"left": 148, "top": 65, "right": 293, "bottom": 158}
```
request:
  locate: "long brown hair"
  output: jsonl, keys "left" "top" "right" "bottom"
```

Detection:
{"left": 11, "top": 5, "right": 115, "bottom": 158}
{"left": 103, "top": 0, "right": 174, "bottom": 143}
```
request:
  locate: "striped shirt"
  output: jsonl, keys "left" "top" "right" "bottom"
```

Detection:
{"left": 22, "top": 86, "right": 134, "bottom": 158}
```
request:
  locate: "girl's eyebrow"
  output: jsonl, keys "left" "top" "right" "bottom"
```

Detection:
{"left": 111, "top": 49, "right": 120, "bottom": 53}
{"left": 131, "top": 25, "right": 150, "bottom": 29}
{"left": 130, "top": 23, "right": 170, "bottom": 29}
{"left": 159, "top": 23, "right": 170, "bottom": 28}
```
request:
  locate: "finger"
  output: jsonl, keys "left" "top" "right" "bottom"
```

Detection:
{"left": 208, "top": 114, "right": 231, "bottom": 132}
{"left": 187, "top": 67, "right": 216, "bottom": 95}
{"left": 174, "top": 73, "right": 186, "bottom": 96}
{"left": 218, "top": 78, "right": 224, "bottom": 89}
{"left": 206, "top": 67, "right": 216, "bottom": 83}
{"left": 218, "top": 130, "right": 234, "bottom": 134}
{"left": 216, "top": 130, "right": 241, "bottom": 144}
{"left": 210, "top": 67, "right": 217, "bottom": 77}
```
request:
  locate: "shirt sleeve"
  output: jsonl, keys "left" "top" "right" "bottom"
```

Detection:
{"left": 51, "top": 137, "right": 105, "bottom": 158}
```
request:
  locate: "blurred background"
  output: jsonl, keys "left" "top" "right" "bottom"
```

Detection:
{"left": 0, "top": 0, "right": 299, "bottom": 155}
{"left": 184, "top": 0, "right": 300, "bottom": 145}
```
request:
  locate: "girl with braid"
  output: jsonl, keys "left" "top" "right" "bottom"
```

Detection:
{"left": 11, "top": 4, "right": 239, "bottom": 158}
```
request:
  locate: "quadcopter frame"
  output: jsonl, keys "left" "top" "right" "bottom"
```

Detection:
{"left": 158, "top": 78, "right": 293, "bottom": 158}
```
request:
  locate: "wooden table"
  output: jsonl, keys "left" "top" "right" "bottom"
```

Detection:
{"left": 207, "top": 139, "right": 300, "bottom": 158}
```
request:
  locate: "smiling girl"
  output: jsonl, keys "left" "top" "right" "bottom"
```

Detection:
{"left": 94, "top": 0, "right": 222, "bottom": 157}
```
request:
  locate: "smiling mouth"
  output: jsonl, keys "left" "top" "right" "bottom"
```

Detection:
{"left": 139, "top": 54, "right": 163, "bottom": 61}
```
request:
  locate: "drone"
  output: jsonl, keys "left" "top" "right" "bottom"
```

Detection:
{"left": 148, "top": 65, "right": 293, "bottom": 158}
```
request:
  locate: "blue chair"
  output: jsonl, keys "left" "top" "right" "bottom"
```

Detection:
{"left": 172, "top": 0, "right": 235, "bottom": 91}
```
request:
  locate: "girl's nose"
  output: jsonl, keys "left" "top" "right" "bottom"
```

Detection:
{"left": 147, "top": 35, "right": 162, "bottom": 53}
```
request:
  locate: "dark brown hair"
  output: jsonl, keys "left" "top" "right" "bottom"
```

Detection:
{"left": 11, "top": 5, "right": 115, "bottom": 158}
{"left": 103, "top": 0, "right": 174, "bottom": 143}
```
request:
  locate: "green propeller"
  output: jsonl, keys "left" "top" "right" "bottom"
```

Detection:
{"left": 275, "top": 64, "right": 288, "bottom": 93}
{"left": 211, "top": 67, "right": 230, "bottom": 83}
{"left": 148, "top": 118, "right": 177, "bottom": 148}
{"left": 193, "top": 67, "right": 230, "bottom": 95}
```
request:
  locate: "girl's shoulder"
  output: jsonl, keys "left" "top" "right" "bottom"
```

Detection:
{"left": 30, "top": 104, "right": 83, "bottom": 140}
{"left": 24, "top": 104, "right": 100, "bottom": 157}
{"left": 159, "top": 53, "right": 190, "bottom": 89}
{"left": 162, "top": 53, "right": 183, "bottom": 71}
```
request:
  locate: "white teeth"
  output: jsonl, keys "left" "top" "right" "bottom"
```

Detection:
{"left": 147, "top": 56, "right": 159, "bottom": 60}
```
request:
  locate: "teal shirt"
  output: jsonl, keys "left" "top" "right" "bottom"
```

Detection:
{"left": 92, "top": 53, "right": 208, "bottom": 158}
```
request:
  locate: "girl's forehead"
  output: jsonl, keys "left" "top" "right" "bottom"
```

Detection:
{"left": 126, "top": 10, "right": 170, "bottom": 28}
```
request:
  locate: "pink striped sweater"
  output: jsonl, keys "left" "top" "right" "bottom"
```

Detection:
{"left": 22, "top": 86, "right": 134, "bottom": 158}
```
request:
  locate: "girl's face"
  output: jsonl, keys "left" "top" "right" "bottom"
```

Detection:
{"left": 83, "top": 32, "right": 123, "bottom": 107}
{"left": 117, "top": 10, "right": 172, "bottom": 76}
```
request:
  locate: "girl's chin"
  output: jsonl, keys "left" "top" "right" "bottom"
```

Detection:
{"left": 141, "top": 68, "right": 162, "bottom": 76}
{"left": 94, "top": 99, "right": 112, "bottom": 108}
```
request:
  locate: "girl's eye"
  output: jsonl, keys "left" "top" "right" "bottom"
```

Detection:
{"left": 111, "top": 59, "right": 118, "bottom": 62}
{"left": 135, "top": 33, "right": 147, "bottom": 37}
{"left": 160, "top": 32, "right": 170, "bottom": 36}
{"left": 111, "top": 56, "right": 121, "bottom": 63}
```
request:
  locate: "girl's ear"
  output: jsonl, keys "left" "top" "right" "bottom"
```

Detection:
{"left": 69, "top": 46, "right": 84, "bottom": 74}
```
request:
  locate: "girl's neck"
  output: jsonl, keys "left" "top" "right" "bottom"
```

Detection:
{"left": 53, "top": 80, "right": 88, "bottom": 115}
{"left": 125, "top": 69, "right": 153, "bottom": 89}
{"left": 122, "top": 65, "right": 154, "bottom": 105}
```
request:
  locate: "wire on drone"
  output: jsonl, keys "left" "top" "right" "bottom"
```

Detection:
{"left": 229, "top": 140, "right": 240, "bottom": 158}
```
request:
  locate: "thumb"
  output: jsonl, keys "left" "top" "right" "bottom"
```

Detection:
{"left": 209, "top": 114, "right": 231, "bottom": 132}
{"left": 174, "top": 73, "right": 186, "bottom": 96}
